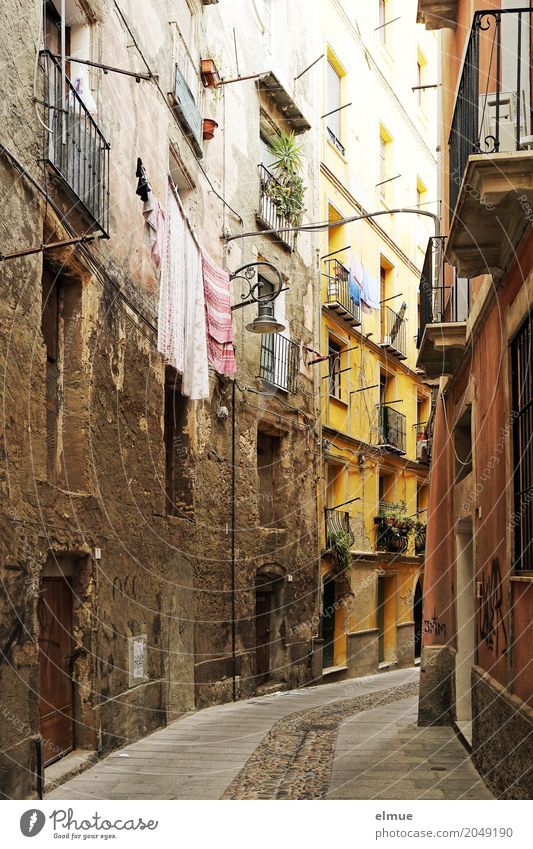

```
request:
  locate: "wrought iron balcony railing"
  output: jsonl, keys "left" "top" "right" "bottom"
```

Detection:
{"left": 257, "top": 163, "right": 296, "bottom": 251}
{"left": 377, "top": 405, "right": 406, "bottom": 454}
{"left": 449, "top": 9, "right": 533, "bottom": 215}
{"left": 323, "top": 258, "right": 361, "bottom": 326}
{"left": 260, "top": 333, "right": 299, "bottom": 394}
{"left": 40, "top": 50, "right": 110, "bottom": 235}
{"left": 380, "top": 305, "right": 407, "bottom": 359}
{"left": 325, "top": 508, "right": 354, "bottom": 546}
{"left": 418, "top": 236, "right": 471, "bottom": 347}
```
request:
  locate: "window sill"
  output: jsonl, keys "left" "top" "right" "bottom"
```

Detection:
{"left": 326, "top": 137, "right": 348, "bottom": 164}
{"left": 510, "top": 574, "right": 533, "bottom": 583}
{"left": 328, "top": 393, "right": 349, "bottom": 408}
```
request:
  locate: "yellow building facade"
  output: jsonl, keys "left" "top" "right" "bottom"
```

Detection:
{"left": 318, "top": 0, "right": 437, "bottom": 678}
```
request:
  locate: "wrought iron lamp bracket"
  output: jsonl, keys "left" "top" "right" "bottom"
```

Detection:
{"left": 230, "top": 261, "right": 284, "bottom": 311}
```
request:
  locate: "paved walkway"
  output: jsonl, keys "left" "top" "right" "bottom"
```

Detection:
{"left": 46, "top": 668, "right": 491, "bottom": 800}
{"left": 328, "top": 695, "right": 492, "bottom": 800}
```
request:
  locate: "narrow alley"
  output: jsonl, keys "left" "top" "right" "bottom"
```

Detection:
{"left": 46, "top": 670, "right": 491, "bottom": 801}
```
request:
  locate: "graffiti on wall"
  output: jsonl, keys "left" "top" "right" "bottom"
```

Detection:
{"left": 423, "top": 608, "right": 447, "bottom": 638}
{"left": 480, "top": 557, "right": 508, "bottom": 655}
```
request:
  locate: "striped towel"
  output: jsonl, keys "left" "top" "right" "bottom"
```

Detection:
{"left": 201, "top": 249, "right": 236, "bottom": 375}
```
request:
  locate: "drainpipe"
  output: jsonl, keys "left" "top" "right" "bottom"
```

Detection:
{"left": 230, "top": 378, "right": 237, "bottom": 701}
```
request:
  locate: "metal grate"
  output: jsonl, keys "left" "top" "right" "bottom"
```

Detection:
{"left": 260, "top": 334, "right": 300, "bottom": 394}
{"left": 382, "top": 305, "right": 407, "bottom": 358}
{"left": 257, "top": 164, "right": 296, "bottom": 250}
{"left": 377, "top": 405, "right": 406, "bottom": 454}
{"left": 512, "top": 311, "right": 533, "bottom": 572}
{"left": 324, "top": 259, "right": 361, "bottom": 324}
{"left": 41, "top": 50, "right": 110, "bottom": 235}
{"left": 449, "top": 9, "right": 533, "bottom": 217}
{"left": 325, "top": 509, "right": 354, "bottom": 546}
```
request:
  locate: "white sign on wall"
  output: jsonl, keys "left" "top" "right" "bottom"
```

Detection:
{"left": 128, "top": 635, "right": 148, "bottom": 687}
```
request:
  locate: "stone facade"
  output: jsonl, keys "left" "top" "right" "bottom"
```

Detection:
{"left": 0, "top": 0, "right": 321, "bottom": 799}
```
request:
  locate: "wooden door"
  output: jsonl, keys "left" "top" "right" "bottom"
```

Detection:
{"left": 255, "top": 590, "right": 271, "bottom": 682}
{"left": 38, "top": 577, "right": 74, "bottom": 766}
{"left": 322, "top": 579, "right": 336, "bottom": 668}
{"left": 377, "top": 577, "right": 385, "bottom": 663}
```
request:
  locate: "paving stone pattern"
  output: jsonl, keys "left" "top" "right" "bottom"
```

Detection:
{"left": 222, "top": 682, "right": 419, "bottom": 799}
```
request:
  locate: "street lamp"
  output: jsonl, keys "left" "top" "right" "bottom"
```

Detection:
{"left": 230, "top": 261, "right": 286, "bottom": 334}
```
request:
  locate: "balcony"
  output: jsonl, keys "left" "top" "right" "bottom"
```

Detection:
{"left": 325, "top": 508, "right": 354, "bottom": 548}
{"left": 257, "top": 164, "right": 297, "bottom": 251}
{"left": 380, "top": 305, "right": 407, "bottom": 360}
{"left": 259, "top": 333, "right": 299, "bottom": 394}
{"left": 323, "top": 259, "right": 361, "bottom": 328}
{"left": 417, "top": 1, "right": 458, "bottom": 30}
{"left": 376, "top": 405, "right": 406, "bottom": 455}
{"left": 417, "top": 236, "right": 468, "bottom": 379}
{"left": 258, "top": 72, "right": 311, "bottom": 134}
{"left": 447, "top": 10, "right": 533, "bottom": 279}
{"left": 41, "top": 50, "right": 110, "bottom": 235}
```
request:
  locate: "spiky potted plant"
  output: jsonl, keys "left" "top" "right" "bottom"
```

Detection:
{"left": 264, "top": 130, "right": 306, "bottom": 226}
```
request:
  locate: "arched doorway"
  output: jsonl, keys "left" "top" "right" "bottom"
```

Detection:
{"left": 414, "top": 577, "right": 423, "bottom": 662}
{"left": 255, "top": 565, "right": 287, "bottom": 687}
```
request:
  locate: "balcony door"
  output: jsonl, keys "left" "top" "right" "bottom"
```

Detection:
{"left": 322, "top": 578, "right": 336, "bottom": 669}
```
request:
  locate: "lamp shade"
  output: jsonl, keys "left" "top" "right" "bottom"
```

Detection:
{"left": 246, "top": 301, "right": 286, "bottom": 334}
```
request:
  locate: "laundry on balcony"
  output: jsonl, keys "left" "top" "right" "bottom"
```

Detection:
{"left": 157, "top": 181, "right": 209, "bottom": 400}
{"left": 201, "top": 249, "right": 237, "bottom": 376}
{"left": 136, "top": 158, "right": 165, "bottom": 267}
{"left": 361, "top": 267, "right": 380, "bottom": 312}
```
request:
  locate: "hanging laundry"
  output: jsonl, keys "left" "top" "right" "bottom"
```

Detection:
{"left": 350, "top": 254, "right": 364, "bottom": 287}
{"left": 201, "top": 249, "right": 237, "bottom": 375}
{"left": 142, "top": 193, "right": 165, "bottom": 268}
{"left": 158, "top": 185, "right": 185, "bottom": 373}
{"left": 361, "top": 267, "right": 381, "bottom": 311}
{"left": 348, "top": 269, "right": 360, "bottom": 305}
{"left": 183, "top": 230, "right": 210, "bottom": 399}
{"left": 135, "top": 157, "right": 151, "bottom": 203}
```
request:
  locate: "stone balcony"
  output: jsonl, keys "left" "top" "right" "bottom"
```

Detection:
{"left": 446, "top": 152, "right": 533, "bottom": 281}
{"left": 417, "top": 0, "right": 458, "bottom": 29}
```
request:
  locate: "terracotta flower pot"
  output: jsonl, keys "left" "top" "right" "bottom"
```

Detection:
{"left": 203, "top": 118, "right": 218, "bottom": 140}
{"left": 200, "top": 59, "right": 221, "bottom": 88}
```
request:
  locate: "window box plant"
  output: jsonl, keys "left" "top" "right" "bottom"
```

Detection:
{"left": 263, "top": 130, "right": 306, "bottom": 226}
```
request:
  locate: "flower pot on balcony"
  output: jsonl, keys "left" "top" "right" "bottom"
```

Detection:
{"left": 202, "top": 118, "right": 218, "bottom": 140}
{"left": 200, "top": 59, "right": 221, "bottom": 88}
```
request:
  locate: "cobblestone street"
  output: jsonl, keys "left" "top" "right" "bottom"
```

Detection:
{"left": 46, "top": 669, "right": 492, "bottom": 801}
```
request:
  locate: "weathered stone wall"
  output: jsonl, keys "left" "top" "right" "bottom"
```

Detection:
{"left": 0, "top": 0, "right": 321, "bottom": 798}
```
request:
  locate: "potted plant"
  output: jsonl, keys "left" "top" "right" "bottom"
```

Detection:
{"left": 375, "top": 502, "right": 415, "bottom": 553}
{"left": 200, "top": 58, "right": 221, "bottom": 88}
{"left": 264, "top": 130, "right": 306, "bottom": 225}
{"left": 414, "top": 521, "right": 427, "bottom": 554}
{"left": 327, "top": 527, "right": 352, "bottom": 577}
{"left": 203, "top": 118, "right": 218, "bottom": 140}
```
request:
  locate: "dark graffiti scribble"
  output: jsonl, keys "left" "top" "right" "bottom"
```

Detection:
{"left": 423, "top": 608, "right": 447, "bottom": 638}
{"left": 480, "top": 557, "right": 508, "bottom": 655}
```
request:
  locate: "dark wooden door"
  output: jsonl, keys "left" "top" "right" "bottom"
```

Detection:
{"left": 414, "top": 580, "right": 423, "bottom": 660}
{"left": 255, "top": 590, "right": 271, "bottom": 682}
{"left": 322, "top": 579, "right": 336, "bottom": 668}
{"left": 38, "top": 577, "right": 74, "bottom": 766}
{"left": 377, "top": 577, "right": 385, "bottom": 663}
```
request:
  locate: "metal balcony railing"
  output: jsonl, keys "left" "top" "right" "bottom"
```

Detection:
{"left": 381, "top": 305, "right": 407, "bottom": 359}
{"left": 377, "top": 405, "right": 406, "bottom": 454}
{"left": 40, "top": 50, "right": 110, "bottom": 235}
{"left": 418, "top": 236, "right": 471, "bottom": 347}
{"left": 449, "top": 9, "right": 533, "bottom": 215}
{"left": 323, "top": 259, "right": 361, "bottom": 326}
{"left": 260, "top": 334, "right": 299, "bottom": 394}
{"left": 257, "top": 164, "right": 296, "bottom": 251}
{"left": 325, "top": 508, "right": 354, "bottom": 546}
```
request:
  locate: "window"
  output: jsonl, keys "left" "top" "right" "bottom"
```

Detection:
{"left": 378, "top": 0, "right": 387, "bottom": 43}
{"left": 164, "top": 371, "right": 194, "bottom": 518}
{"left": 41, "top": 263, "right": 85, "bottom": 489}
{"left": 416, "top": 50, "right": 428, "bottom": 112}
{"left": 326, "top": 60, "right": 344, "bottom": 155}
{"left": 512, "top": 313, "right": 533, "bottom": 571}
{"left": 451, "top": 274, "right": 470, "bottom": 322}
{"left": 379, "top": 127, "right": 393, "bottom": 203}
{"left": 454, "top": 406, "right": 472, "bottom": 482}
{"left": 257, "top": 429, "right": 283, "bottom": 527}
{"left": 328, "top": 339, "right": 342, "bottom": 399}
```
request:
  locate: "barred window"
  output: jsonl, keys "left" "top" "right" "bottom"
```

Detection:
{"left": 512, "top": 312, "right": 533, "bottom": 571}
